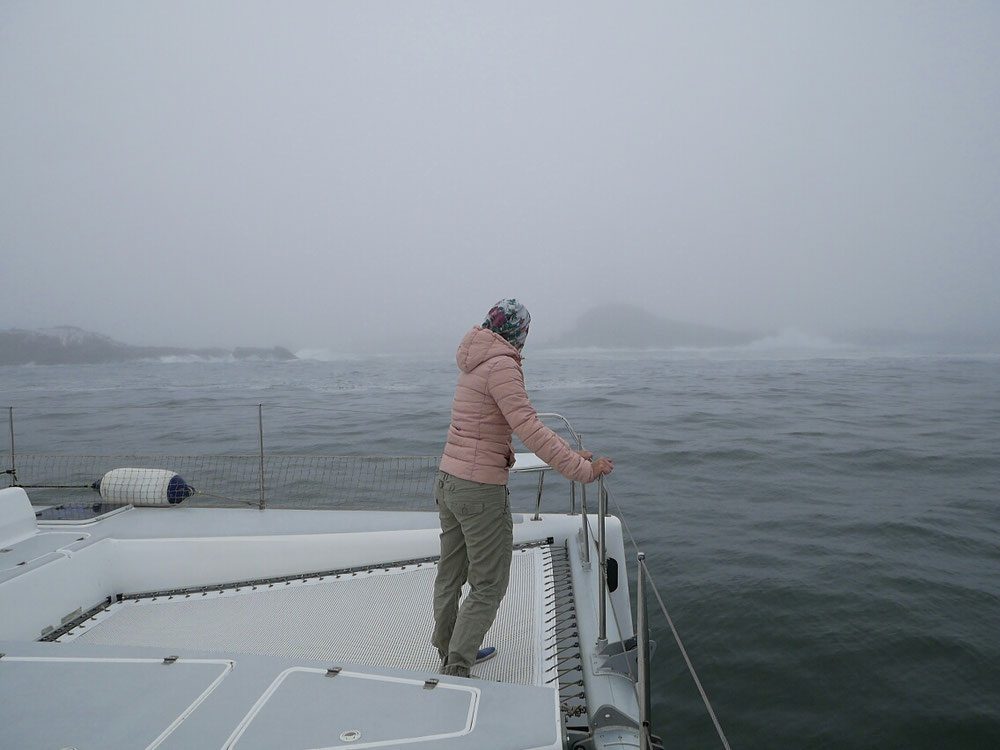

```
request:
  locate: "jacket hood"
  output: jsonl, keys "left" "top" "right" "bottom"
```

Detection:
{"left": 456, "top": 326, "right": 522, "bottom": 374}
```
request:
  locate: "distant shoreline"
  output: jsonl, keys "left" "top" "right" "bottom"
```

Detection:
{"left": 4, "top": 315, "right": 996, "bottom": 366}
{"left": 0, "top": 327, "right": 296, "bottom": 366}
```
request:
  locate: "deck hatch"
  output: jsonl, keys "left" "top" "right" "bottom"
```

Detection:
{"left": 225, "top": 667, "right": 479, "bottom": 749}
{"left": 0, "top": 656, "right": 232, "bottom": 750}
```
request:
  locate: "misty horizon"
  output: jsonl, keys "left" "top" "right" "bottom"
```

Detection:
{"left": 2, "top": 3, "right": 998, "bottom": 353}
{"left": 7, "top": 301, "right": 999, "bottom": 361}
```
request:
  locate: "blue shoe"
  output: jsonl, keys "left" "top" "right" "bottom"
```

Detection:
{"left": 475, "top": 647, "right": 497, "bottom": 664}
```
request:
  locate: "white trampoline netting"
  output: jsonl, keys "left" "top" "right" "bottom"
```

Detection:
{"left": 59, "top": 546, "right": 558, "bottom": 686}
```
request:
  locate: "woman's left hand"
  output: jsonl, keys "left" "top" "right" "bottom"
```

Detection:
{"left": 576, "top": 449, "right": 594, "bottom": 460}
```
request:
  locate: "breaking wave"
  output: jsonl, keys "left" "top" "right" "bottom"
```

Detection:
{"left": 741, "top": 328, "right": 845, "bottom": 351}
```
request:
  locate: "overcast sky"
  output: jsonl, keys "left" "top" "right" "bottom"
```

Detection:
{"left": 2, "top": 1, "right": 998, "bottom": 351}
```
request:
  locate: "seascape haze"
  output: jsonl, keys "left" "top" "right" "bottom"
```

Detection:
{"left": 3, "top": 1, "right": 1000, "bottom": 748}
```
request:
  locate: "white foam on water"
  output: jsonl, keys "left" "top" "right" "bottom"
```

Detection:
{"left": 293, "top": 348, "right": 364, "bottom": 362}
{"left": 741, "top": 328, "right": 844, "bottom": 352}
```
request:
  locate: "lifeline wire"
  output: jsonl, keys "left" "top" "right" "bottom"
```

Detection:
{"left": 603, "top": 479, "right": 733, "bottom": 750}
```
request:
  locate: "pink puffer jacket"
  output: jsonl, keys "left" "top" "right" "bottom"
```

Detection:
{"left": 439, "top": 327, "right": 595, "bottom": 485}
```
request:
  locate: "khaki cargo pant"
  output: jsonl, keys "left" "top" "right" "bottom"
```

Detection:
{"left": 432, "top": 471, "right": 513, "bottom": 677}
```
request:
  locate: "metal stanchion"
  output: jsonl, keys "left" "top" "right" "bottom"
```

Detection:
{"left": 258, "top": 405, "right": 266, "bottom": 511}
{"left": 7, "top": 407, "right": 16, "bottom": 488}
{"left": 637, "top": 552, "right": 651, "bottom": 750}
{"left": 532, "top": 471, "right": 545, "bottom": 520}
{"left": 598, "top": 474, "right": 607, "bottom": 644}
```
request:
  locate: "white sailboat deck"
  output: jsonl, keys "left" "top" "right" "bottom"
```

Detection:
{"left": 0, "top": 486, "right": 638, "bottom": 749}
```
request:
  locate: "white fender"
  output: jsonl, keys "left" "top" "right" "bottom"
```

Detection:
{"left": 92, "top": 468, "right": 194, "bottom": 506}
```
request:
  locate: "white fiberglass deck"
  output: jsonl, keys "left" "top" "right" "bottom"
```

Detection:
{"left": 56, "top": 546, "right": 558, "bottom": 686}
{"left": 0, "top": 483, "right": 643, "bottom": 749}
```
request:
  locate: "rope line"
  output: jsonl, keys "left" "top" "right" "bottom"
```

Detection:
{"left": 587, "top": 512, "right": 653, "bottom": 747}
{"left": 642, "top": 559, "right": 732, "bottom": 750}
{"left": 584, "top": 507, "right": 660, "bottom": 750}
{"left": 604, "top": 479, "right": 732, "bottom": 750}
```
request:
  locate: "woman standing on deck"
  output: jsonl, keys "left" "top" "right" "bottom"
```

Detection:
{"left": 433, "top": 299, "right": 614, "bottom": 678}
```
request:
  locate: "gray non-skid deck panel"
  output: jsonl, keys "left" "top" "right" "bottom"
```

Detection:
{"left": 0, "top": 642, "right": 563, "bottom": 750}
{"left": 0, "top": 655, "right": 233, "bottom": 750}
{"left": 0, "top": 530, "right": 88, "bottom": 582}
{"left": 62, "top": 546, "right": 557, "bottom": 686}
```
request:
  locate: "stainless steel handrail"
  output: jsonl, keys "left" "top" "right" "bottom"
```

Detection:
{"left": 535, "top": 412, "right": 583, "bottom": 449}
{"left": 534, "top": 412, "right": 590, "bottom": 526}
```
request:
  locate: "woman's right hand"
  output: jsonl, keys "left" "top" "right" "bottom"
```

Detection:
{"left": 590, "top": 457, "right": 614, "bottom": 481}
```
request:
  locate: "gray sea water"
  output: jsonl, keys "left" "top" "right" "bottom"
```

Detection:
{"left": 3, "top": 347, "right": 999, "bottom": 749}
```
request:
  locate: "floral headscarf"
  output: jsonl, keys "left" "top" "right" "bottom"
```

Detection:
{"left": 483, "top": 299, "right": 531, "bottom": 351}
